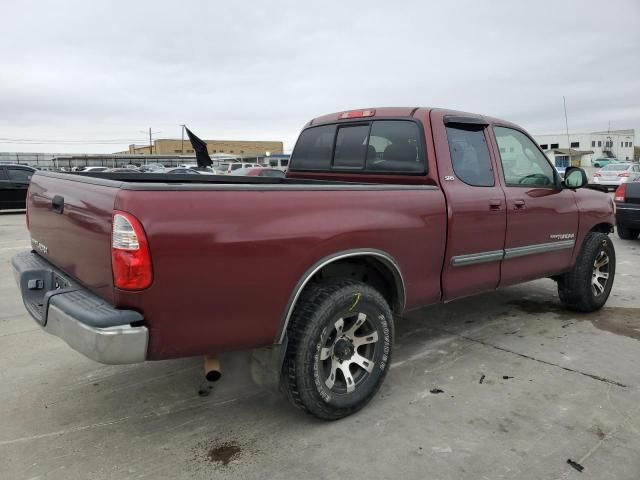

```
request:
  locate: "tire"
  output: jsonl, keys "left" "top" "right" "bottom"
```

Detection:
{"left": 558, "top": 232, "right": 616, "bottom": 312}
{"left": 617, "top": 225, "right": 639, "bottom": 240}
{"left": 283, "top": 279, "right": 394, "bottom": 420}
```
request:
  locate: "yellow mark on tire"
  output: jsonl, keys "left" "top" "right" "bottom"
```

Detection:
{"left": 350, "top": 292, "right": 362, "bottom": 312}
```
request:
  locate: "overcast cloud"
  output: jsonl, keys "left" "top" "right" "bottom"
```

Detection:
{"left": 1, "top": 0, "right": 639, "bottom": 153}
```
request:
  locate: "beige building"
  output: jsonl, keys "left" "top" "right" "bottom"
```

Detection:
{"left": 117, "top": 139, "right": 283, "bottom": 156}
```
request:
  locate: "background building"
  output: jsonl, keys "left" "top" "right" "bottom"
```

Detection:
{"left": 118, "top": 138, "right": 283, "bottom": 156}
{"left": 534, "top": 129, "right": 635, "bottom": 167}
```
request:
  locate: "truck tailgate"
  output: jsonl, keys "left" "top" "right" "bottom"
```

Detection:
{"left": 28, "top": 173, "right": 117, "bottom": 303}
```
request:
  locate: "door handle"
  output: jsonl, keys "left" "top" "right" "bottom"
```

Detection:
{"left": 514, "top": 199, "right": 526, "bottom": 209}
{"left": 489, "top": 199, "right": 502, "bottom": 210}
{"left": 52, "top": 195, "right": 64, "bottom": 214}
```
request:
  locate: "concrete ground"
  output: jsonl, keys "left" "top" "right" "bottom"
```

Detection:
{"left": 1, "top": 211, "right": 639, "bottom": 480}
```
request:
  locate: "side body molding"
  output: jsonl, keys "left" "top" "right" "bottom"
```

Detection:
{"left": 275, "top": 249, "right": 406, "bottom": 344}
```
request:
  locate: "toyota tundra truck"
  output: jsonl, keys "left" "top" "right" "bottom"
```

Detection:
{"left": 12, "top": 107, "right": 616, "bottom": 420}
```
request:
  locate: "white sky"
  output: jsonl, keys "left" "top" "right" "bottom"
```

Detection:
{"left": 1, "top": 0, "right": 639, "bottom": 153}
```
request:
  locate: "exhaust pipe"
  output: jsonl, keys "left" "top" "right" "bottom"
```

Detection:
{"left": 204, "top": 354, "right": 222, "bottom": 382}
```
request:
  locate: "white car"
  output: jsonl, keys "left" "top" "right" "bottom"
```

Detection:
{"left": 214, "top": 163, "right": 261, "bottom": 175}
{"left": 593, "top": 163, "right": 640, "bottom": 190}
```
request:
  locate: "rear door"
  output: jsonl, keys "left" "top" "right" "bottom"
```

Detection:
{"left": 490, "top": 126, "right": 579, "bottom": 285}
{"left": 432, "top": 112, "right": 507, "bottom": 300}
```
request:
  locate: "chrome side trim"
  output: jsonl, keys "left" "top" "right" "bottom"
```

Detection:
{"left": 616, "top": 205, "right": 640, "bottom": 211}
{"left": 451, "top": 240, "right": 576, "bottom": 267}
{"left": 276, "top": 249, "right": 406, "bottom": 344}
{"left": 450, "top": 250, "right": 504, "bottom": 266}
{"left": 504, "top": 240, "right": 575, "bottom": 259}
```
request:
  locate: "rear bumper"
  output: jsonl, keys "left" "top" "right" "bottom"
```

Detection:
{"left": 616, "top": 203, "right": 640, "bottom": 228}
{"left": 11, "top": 250, "right": 148, "bottom": 364}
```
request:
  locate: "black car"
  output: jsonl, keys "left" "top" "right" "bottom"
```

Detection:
{"left": 0, "top": 164, "right": 35, "bottom": 210}
{"left": 614, "top": 173, "right": 640, "bottom": 240}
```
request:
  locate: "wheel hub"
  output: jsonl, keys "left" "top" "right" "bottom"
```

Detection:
{"left": 333, "top": 337, "right": 355, "bottom": 362}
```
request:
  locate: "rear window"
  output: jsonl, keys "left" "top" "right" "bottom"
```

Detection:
{"left": 291, "top": 120, "right": 424, "bottom": 174}
{"left": 602, "top": 164, "right": 630, "bottom": 171}
{"left": 8, "top": 168, "right": 34, "bottom": 181}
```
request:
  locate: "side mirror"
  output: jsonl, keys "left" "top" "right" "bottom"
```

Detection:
{"left": 563, "top": 167, "right": 588, "bottom": 189}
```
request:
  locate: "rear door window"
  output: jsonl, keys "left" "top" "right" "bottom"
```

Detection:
{"left": 446, "top": 125, "right": 494, "bottom": 186}
{"left": 291, "top": 124, "right": 336, "bottom": 170}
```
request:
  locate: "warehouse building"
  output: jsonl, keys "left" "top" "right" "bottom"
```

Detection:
{"left": 118, "top": 138, "right": 283, "bottom": 156}
{"left": 533, "top": 129, "right": 635, "bottom": 167}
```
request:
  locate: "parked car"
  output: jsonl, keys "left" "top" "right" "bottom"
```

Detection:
{"left": 592, "top": 158, "right": 622, "bottom": 168}
{"left": 215, "top": 162, "right": 261, "bottom": 174}
{"left": 12, "top": 107, "right": 616, "bottom": 420}
{"left": 592, "top": 163, "right": 640, "bottom": 190}
{"left": 139, "top": 164, "right": 166, "bottom": 173}
{"left": 77, "top": 166, "right": 109, "bottom": 172}
{"left": 188, "top": 166, "right": 216, "bottom": 175}
{"left": 0, "top": 164, "right": 35, "bottom": 210}
{"left": 231, "top": 167, "right": 285, "bottom": 178}
{"left": 105, "top": 167, "right": 141, "bottom": 173}
{"left": 165, "top": 168, "right": 201, "bottom": 174}
{"left": 614, "top": 173, "right": 640, "bottom": 240}
{"left": 263, "top": 156, "right": 290, "bottom": 171}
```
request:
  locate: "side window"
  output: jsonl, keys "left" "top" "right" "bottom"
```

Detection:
{"left": 280, "top": 159, "right": 288, "bottom": 167}
{"left": 333, "top": 124, "right": 369, "bottom": 169}
{"left": 8, "top": 168, "right": 33, "bottom": 181}
{"left": 291, "top": 124, "right": 336, "bottom": 170}
{"left": 445, "top": 125, "right": 494, "bottom": 186}
{"left": 366, "top": 121, "right": 424, "bottom": 173}
{"left": 0, "top": 168, "right": 7, "bottom": 179}
{"left": 494, "top": 127, "right": 555, "bottom": 187}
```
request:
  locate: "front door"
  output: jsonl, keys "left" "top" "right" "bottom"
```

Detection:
{"left": 490, "top": 126, "right": 579, "bottom": 286}
{"left": 432, "top": 111, "right": 507, "bottom": 301}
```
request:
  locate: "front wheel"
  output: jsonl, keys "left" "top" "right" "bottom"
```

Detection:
{"left": 558, "top": 232, "right": 616, "bottom": 312}
{"left": 283, "top": 280, "right": 393, "bottom": 420}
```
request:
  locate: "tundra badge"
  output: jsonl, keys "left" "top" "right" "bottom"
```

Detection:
{"left": 550, "top": 233, "right": 575, "bottom": 240}
{"left": 31, "top": 238, "right": 48, "bottom": 256}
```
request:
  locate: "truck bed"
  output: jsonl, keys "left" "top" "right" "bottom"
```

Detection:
{"left": 27, "top": 171, "right": 447, "bottom": 359}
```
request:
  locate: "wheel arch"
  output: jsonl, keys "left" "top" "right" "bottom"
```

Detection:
{"left": 275, "top": 249, "right": 406, "bottom": 344}
{"left": 590, "top": 222, "right": 614, "bottom": 234}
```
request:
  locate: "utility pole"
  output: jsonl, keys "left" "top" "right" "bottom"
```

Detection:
{"left": 180, "top": 124, "right": 186, "bottom": 154}
{"left": 563, "top": 96, "right": 571, "bottom": 165}
{"left": 139, "top": 128, "right": 160, "bottom": 155}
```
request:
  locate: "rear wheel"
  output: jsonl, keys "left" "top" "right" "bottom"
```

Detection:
{"left": 617, "top": 225, "right": 639, "bottom": 240}
{"left": 558, "top": 232, "right": 615, "bottom": 312}
{"left": 283, "top": 280, "right": 393, "bottom": 420}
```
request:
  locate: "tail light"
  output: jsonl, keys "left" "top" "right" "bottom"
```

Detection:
{"left": 111, "top": 211, "right": 153, "bottom": 290}
{"left": 338, "top": 109, "right": 376, "bottom": 119}
{"left": 618, "top": 172, "right": 630, "bottom": 177}
{"left": 614, "top": 183, "right": 627, "bottom": 202}
{"left": 593, "top": 172, "right": 602, "bottom": 177}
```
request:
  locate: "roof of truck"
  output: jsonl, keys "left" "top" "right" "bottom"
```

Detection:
{"left": 307, "top": 107, "right": 519, "bottom": 130}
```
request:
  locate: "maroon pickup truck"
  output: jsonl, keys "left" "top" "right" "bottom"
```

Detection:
{"left": 13, "top": 107, "right": 616, "bottom": 419}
